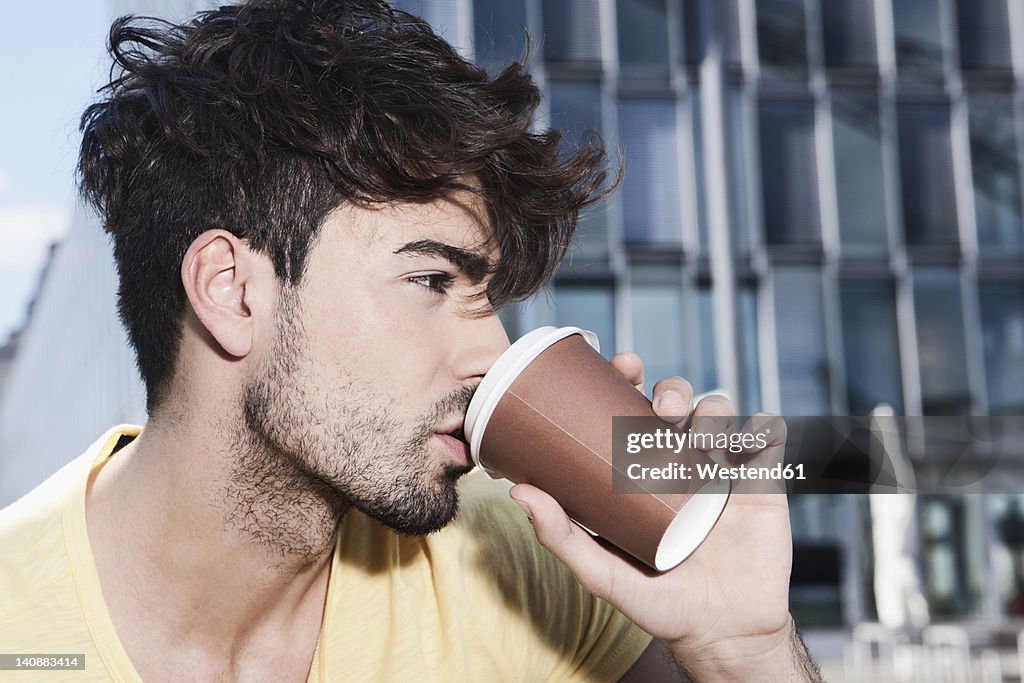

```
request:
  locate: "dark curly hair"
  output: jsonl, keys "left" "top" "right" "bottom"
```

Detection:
{"left": 78, "top": 0, "right": 610, "bottom": 412}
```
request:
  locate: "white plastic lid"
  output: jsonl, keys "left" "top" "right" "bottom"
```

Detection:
{"left": 465, "top": 326, "right": 599, "bottom": 478}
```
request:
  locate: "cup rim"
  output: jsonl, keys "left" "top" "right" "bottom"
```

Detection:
{"left": 465, "top": 325, "right": 599, "bottom": 477}
{"left": 655, "top": 478, "right": 731, "bottom": 570}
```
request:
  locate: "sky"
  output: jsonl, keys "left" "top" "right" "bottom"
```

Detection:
{"left": 0, "top": 0, "right": 110, "bottom": 344}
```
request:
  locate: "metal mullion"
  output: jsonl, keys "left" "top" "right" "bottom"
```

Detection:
{"left": 1016, "top": 89, "right": 1024, "bottom": 247}
{"left": 700, "top": 0, "right": 741, "bottom": 403}
{"left": 951, "top": 86, "right": 979, "bottom": 261}
{"left": 822, "top": 260, "right": 848, "bottom": 416}
{"left": 804, "top": 0, "right": 824, "bottom": 87}
{"left": 678, "top": 89, "right": 702, "bottom": 255}
{"left": 525, "top": 0, "right": 544, "bottom": 69}
{"left": 759, "top": 267, "right": 782, "bottom": 414}
{"left": 874, "top": 0, "right": 896, "bottom": 80}
{"left": 879, "top": 84, "right": 902, "bottom": 258}
{"left": 616, "top": 269, "right": 634, "bottom": 359}
{"left": 599, "top": 0, "right": 628, "bottom": 353}
{"left": 456, "top": 0, "right": 474, "bottom": 61}
{"left": 960, "top": 496, "right": 992, "bottom": 618}
{"left": 741, "top": 83, "right": 765, "bottom": 253}
{"left": 667, "top": 0, "right": 684, "bottom": 76}
{"left": 679, "top": 264, "right": 704, "bottom": 387}
{"left": 736, "top": 0, "right": 758, "bottom": 79}
{"left": 1010, "top": 0, "right": 1024, "bottom": 80}
{"left": 671, "top": 0, "right": 697, "bottom": 257}
{"left": 960, "top": 266, "right": 990, "bottom": 416}
{"left": 979, "top": 495, "right": 1004, "bottom": 619}
{"left": 937, "top": 0, "right": 958, "bottom": 88}
{"left": 599, "top": 0, "right": 622, "bottom": 263}
{"left": 815, "top": 67, "right": 848, "bottom": 417}
{"left": 817, "top": 92, "right": 841, "bottom": 260}
{"left": 840, "top": 496, "right": 866, "bottom": 626}
{"left": 600, "top": 0, "right": 619, "bottom": 79}
{"left": 527, "top": 0, "right": 549, "bottom": 129}
{"left": 809, "top": 0, "right": 837, "bottom": 256}
{"left": 896, "top": 267, "right": 924, "bottom": 417}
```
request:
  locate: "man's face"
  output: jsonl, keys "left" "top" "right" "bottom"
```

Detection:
{"left": 242, "top": 191, "right": 509, "bottom": 536}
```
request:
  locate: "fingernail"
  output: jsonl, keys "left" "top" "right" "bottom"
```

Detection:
{"left": 656, "top": 390, "right": 687, "bottom": 413}
{"left": 510, "top": 494, "right": 533, "bottom": 523}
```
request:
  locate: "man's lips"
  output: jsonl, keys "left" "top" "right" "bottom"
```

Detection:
{"left": 434, "top": 422, "right": 471, "bottom": 467}
{"left": 437, "top": 421, "right": 465, "bottom": 440}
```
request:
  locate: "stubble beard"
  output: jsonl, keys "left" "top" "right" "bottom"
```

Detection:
{"left": 225, "top": 291, "right": 475, "bottom": 567}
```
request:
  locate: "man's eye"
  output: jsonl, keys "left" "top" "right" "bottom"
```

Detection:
{"left": 408, "top": 273, "right": 456, "bottom": 294}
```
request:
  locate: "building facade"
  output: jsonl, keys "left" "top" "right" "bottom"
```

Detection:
{"left": 419, "top": 0, "right": 1024, "bottom": 629}
{"left": 1, "top": 0, "right": 1023, "bottom": 639}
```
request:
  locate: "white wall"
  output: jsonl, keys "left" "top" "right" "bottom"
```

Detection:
{"left": 0, "top": 205, "right": 146, "bottom": 506}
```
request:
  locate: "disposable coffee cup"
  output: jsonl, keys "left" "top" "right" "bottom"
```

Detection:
{"left": 465, "top": 326, "right": 731, "bottom": 571}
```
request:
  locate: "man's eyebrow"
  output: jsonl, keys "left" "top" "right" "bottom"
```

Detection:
{"left": 393, "top": 239, "right": 491, "bottom": 282}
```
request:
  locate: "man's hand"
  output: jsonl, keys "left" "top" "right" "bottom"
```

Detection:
{"left": 508, "top": 353, "right": 821, "bottom": 682}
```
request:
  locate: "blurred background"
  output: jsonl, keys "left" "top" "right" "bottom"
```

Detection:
{"left": 1, "top": 0, "right": 1023, "bottom": 680}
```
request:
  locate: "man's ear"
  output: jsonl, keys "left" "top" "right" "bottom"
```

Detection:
{"left": 180, "top": 229, "right": 271, "bottom": 358}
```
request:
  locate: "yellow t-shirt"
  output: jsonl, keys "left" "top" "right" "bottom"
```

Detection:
{"left": 0, "top": 425, "right": 651, "bottom": 682}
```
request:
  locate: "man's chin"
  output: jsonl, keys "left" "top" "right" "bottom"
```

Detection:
{"left": 357, "top": 465, "right": 472, "bottom": 537}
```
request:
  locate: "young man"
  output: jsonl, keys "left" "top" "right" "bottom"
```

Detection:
{"left": 0, "top": 1, "right": 821, "bottom": 680}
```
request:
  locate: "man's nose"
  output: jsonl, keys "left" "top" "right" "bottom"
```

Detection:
{"left": 451, "top": 312, "right": 510, "bottom": 384}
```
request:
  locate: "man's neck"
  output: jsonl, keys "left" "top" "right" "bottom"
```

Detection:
{"left": 85, "top": 415, "right": 345, "bottom": 676}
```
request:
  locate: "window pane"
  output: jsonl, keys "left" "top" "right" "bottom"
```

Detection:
{"left": 392, "top": 0, "right": 459, "bottom": 44}
{"left": 697, "top": 286, "right": 719, "bottom": 392}
{"left": 690, "top": 88, "right": 710, "bottom": 249}
{"left": 979, "top": 281, "right": 1024, "bottom": 414}
{"left": 722, "top": 0, "right": 743, "bottom": 66}
{"left": 473, "top": 0, "right": 528, "bottom": 69}
{"left": 617, "top": 0, "right": 670, "bottom": 76}
{"left": 832, "top": 91, "right": 888, "bottom": 248}
{"left": 820, "top": 0, "right": 877, "bottom": 69}
{"left": 773, "top": 268, "right": 831, "bottom": 414}
{"left": 629, "top": 281, "right": 684, "bottom": 392}
{"left": 682, "top": 0, "right": 707, "bottom": 65}
{"left": 497, "top": 304, "right": 523, "bottom": 341}
{"left": 620, "top": 100, "right": 682, "bottom": 244}
{"left": 756, "top": 0, "right": 808, "bottom": 78}
{"left": 759, "top": 100, "right": 821, "bottom": 244}
{"left": 840, "top": 282, "right": 903, "bottom": 414}
{"left": 550, "top": 82, "right": 608, "bottom": 252}
{"left": 898, "top": 104, "right": 958, "bottom": 246}
{"left": 968, "top": 92, "right": 1023, "bottom": 250}
{"left": 919, "top": 496, "right": 978, "bottom": 617}
{"left": 790, "top": 495, "right": 845, "bottom": 627}
{"left": 543, "top": 0, "right": 602, "bottom": 63}
{"left": 683, "top": 0, "right": 741, "bottom": 66}
{"left": 913, "top": 270, "right": 970, "bottom": 415}
{"left": 956, "top": 0, "right": 1012, "bottom": 71}
{"left": 554, "top": 283, "right": 616, "bottom": 357}
{"left": 738, "top": 285, "right": 762, "bottom": 414}
{"left": 893, "top": 0, "right": 944, "bottom": 80}
{"left": 550, "top": 82, "right": 603, "bottom": 145}
{"left": 727, "top": 88, "right": 753, "bottom": 250}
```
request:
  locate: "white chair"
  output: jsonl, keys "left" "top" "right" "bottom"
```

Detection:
{"left": 845, "top": 622, "right": 897, "bottom": 681}
{"left": 922, "top": 624, "right": 971, "bottom": 682}
{"left": 973, "top": 648, "right": 1003, "bottom": 683}
{"left": 1016, "top": 631, "right": 1024, "bottom": 683}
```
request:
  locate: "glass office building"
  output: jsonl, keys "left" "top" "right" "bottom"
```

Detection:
{"left": 1, "top": 0, "right": 1022, "bottom": 638}
{"left": 390, "top": 0, "right": 1024, "bottom": 628}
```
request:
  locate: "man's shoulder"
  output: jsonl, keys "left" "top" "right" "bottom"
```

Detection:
{"left": 0, "top": 447, "right": 90, "bottom": 536}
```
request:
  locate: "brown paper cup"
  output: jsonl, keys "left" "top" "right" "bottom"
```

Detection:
{"left": 465, "top": 326, "right": 730, "bottom": 571}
